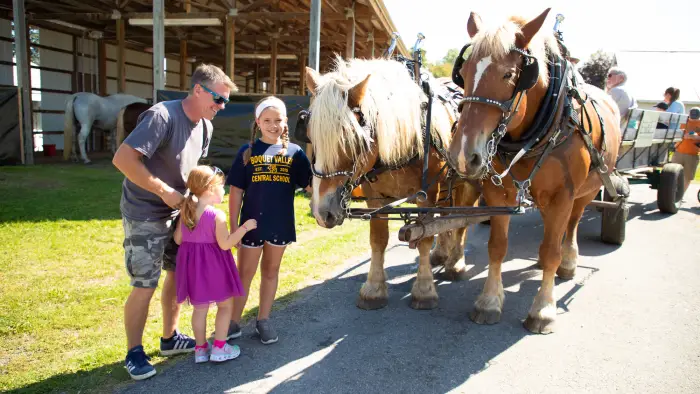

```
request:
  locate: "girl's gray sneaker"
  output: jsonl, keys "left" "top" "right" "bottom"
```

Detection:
{"left": 226, "top": 321, "right": 242, "bottom": 340}
{"left": 255, "top": 319, "right": 278, "bottom": 344}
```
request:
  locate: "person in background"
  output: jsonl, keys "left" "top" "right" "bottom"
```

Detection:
{"left": 606, "top": 66, "right": 637, "bottom": 123}
{"left": 671, "top": 107, "right": 700, "bottom": 198}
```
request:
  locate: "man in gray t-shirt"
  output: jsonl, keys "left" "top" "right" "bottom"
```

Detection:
{"left": 112, "top": 64, "right": 236, "bottom": 381}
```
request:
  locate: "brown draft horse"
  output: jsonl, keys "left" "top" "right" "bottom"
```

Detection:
{"left": 304, "top": 56, "right": 480, "bottom": 310}
{"left": 448, "top": 9, "right": 623, "bottom": 333}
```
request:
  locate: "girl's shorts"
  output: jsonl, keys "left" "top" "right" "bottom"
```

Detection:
{"left": 241, "top": 239, "right": 292, "bottom": 248}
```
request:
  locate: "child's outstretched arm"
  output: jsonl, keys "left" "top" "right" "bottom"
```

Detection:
{"left": 214, "top": 211, "right": 257, "bottom": 250}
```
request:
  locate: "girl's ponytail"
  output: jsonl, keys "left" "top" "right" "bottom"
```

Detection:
{"left": 180, "top": 193, "right": 198, "bottom": 231}
{"left": 242, "top": 122, "right": 258, "bottom": 165}
{"left": 278, "top": 125, "right": 289, "bottom": 157}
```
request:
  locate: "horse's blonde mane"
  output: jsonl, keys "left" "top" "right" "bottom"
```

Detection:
{"left": 470, "top": 15, "right": 561, "bottom": 85}
{"left": 309, "top": 56, "right": 453, "bottom": 172}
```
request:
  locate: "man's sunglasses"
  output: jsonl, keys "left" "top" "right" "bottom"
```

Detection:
{"left": 195, "top": 84, "right": 230, "bottom": 105}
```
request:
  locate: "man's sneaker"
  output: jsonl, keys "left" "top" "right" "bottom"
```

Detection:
{"left": 210, "top": 343, "right": 241, "bottom": 362}
{"left": 212, "top": 320, "right": 242, "bottom": 340}
{"left": 226, "top": 321, "right": 242, "bottom": 339}
{"left": 255, "top": 319, "right": 279, "bottom": 345}
{"left": 160, "top": 329, "right": 196, "bottom": 356}
{"left": 124, "top": 345, "right": 156, "bottom": 381}
{"left": 194, "top": 346, "right": 210, "bottom": 364}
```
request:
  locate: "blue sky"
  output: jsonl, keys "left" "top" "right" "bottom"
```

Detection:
{"left": 383, "top": 0, "right": 699, "bottom": 64}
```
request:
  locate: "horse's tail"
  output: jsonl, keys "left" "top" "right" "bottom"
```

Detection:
{"left": 116, "top": 106, "right": 127, "bottom": 148}
{"left": 63, "top": 94, "right": 77, "bottom": 160}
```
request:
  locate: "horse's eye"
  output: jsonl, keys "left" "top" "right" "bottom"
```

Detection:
{"left": 504, "top": 72, "right": 513, "bottom": 79}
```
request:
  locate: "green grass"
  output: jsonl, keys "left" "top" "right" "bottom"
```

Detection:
{"left": 0, "top": 163, "right": 402, "bottom": 393}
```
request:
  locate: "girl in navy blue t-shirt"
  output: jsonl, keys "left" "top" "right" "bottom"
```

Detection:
{"left": 225, "top": 96, "right": 311, "bottom": 344}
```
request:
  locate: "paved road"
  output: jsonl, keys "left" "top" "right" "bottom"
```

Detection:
{"left": 118, "top": 183, "right": 700, "bottom": 394}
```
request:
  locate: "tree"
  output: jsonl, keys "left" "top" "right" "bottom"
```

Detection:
{"left": 426, "top": 47, "right": 461, "bottom": 78}
{"left": 578, "top": 50, "right": 616, "bottom": 90}
{"left": 10, "top": 22, "right": 40, "bottom": 65}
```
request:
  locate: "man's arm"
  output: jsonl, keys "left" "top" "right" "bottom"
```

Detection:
{"left": 112, "top": 143, "right": 184, "bottom": 209}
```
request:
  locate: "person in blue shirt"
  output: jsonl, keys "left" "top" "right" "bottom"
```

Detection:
{"left": 664, "top": 87, "right": 685, "bottom": 115}
{"left": 224, "top": 96, "right": 312, "bottom": 345}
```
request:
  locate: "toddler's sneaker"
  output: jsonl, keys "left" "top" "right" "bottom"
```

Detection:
{"left": 256, "top": 319, "right": 279, "bottom": 345}
{"left": 160, "top": 329, "right": 196, "bottom": 356}
{"left": 124, "top": 345, "right": 156, "bottom": 381}
{"left": 210, "top": 343, "right": 241, "bottom": 362}
{"left": 194, "top": 345, "right": 210, "bottom": 364}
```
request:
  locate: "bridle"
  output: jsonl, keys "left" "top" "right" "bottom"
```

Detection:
{"left": 451, "top": 43, "right": 541, "bottom": 186}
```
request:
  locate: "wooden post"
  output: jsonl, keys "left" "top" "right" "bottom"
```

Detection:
{"left": 179, "top": 40, "right": 187, "bottom": 90}
{"left": 308, "top": 0, "right": 321, "bottom": 71}
{"left": 254, "top": 63, "right": 259, "bottom": 93}
{"left": 72, "top": 35, "right": 79, "bottom": 92}
{"left": 225, "top": 15, "right": 235, "bottom": 81}
{"left": 116, "top": 19, "right": 126, "bottom": 93}
{"left": 270, "top": 38, "right": 278, "bottom": 94}
{"left": 180, "top": 0, "right": 190, "bottom": 90}
{"left": 152, "top": 0, "right": 165, "bottom": 101}
{"left": 98, "top": 39, "right": 107, "bottom": 96}
{"left": 298, "top": 53, "right": 306, "bottom": 95}
{"left": 13, "top": 0, "right": 33, "bottom": 164}
{"left": 345, "top": 17, "right": 355, "bottom": 59}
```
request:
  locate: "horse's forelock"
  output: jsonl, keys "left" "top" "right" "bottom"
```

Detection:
{"left": 309, "top": 57, "right": 428, "bottom": 173}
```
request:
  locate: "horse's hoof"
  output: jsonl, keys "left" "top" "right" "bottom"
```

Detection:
{"left": 556, "top": 265, "right": 576, "bottom": 280}
{"left": 410, "top": 295, "right": 438, "bottom": 310}
{"left": 429, "top": 252, "right": 448, "bottom": 267}
{"left": 523, "top": 315, "right": 556, "bottom": 334}
{"left": 84, "top": 161, "right": 93, "bottom": 165}
{"left": 440, "top": 266, "right": 469, "bottom": 281}
{"left": 469, "top": 307, "right": 501, "bottom": 325}
{"left": 356, "top": 295, "right": 388, "bottom": 310}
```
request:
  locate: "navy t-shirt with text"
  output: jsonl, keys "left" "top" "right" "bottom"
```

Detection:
{"left": 226, "top": 139, "right": 312, "bottom": 244}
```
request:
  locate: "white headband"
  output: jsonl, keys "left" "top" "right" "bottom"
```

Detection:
{"left": 255, "top": 98, "right": 287, "bottom": 119}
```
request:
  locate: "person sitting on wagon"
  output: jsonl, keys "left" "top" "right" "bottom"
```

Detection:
{"left": 606, "top": 67, "right": 637, "bottom": 123}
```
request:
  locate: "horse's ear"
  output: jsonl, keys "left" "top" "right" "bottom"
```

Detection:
{"left": 516, "top": 8, "right": 551, "bottom": 49}
{"left": 467, "top": 12, "right": 482, "bottom": 38}
{"left": 348, "top": 74, "right": 371, "bottom": 108}
{"left": 305, "top": 66, "right": 321, "bottom": 95}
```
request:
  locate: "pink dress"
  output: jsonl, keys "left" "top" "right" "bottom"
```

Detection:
{"left": 176, "top": 206, "right": 244, "bottom": 306}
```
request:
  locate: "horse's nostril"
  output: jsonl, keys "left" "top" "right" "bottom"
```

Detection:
{"left": 469, "top": 153, "right": 482, "bottom": 168}
{"left": 324, "top": 211, "right": 335, "bottom": 224}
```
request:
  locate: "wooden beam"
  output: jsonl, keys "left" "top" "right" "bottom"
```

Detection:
{"left": 116, "top": 19, "right": 126, "bottom": 93}
{"left": 270, "top": 38, "right": 277, "bottom": 94}
{"left": 98, "top": 39, "right": 107, "bottom": 96}
{"left": 225, "top": 14, "right": 235, "bottom": 80}
{"left": 14, "top": 0, "right": 33, "bottom": 164}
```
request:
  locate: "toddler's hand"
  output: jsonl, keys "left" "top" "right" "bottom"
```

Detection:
{"left": 243, "top": 219, "right": 257, "bottom": 231}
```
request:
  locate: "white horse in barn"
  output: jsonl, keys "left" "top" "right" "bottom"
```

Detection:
{"left": 63, "top": 92, "right": 148, "bottom": 164}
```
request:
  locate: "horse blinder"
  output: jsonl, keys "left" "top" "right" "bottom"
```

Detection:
{"left": 293, "top": 109, "right": 312, "bottom": 144}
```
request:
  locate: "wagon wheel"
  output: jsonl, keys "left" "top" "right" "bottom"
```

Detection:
{"left": 657, "top": 163, "right": 684, "bottom": 214}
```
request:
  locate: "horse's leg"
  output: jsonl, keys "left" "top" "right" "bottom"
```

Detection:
{"left": 524, "top": 192, "right": 574, "bottom": 334}
{"left": 470, "top": 185, "right": 513, "bottom": 324}
{"left": 78, "top": 121, "right": 93, "bottom": 164}
{"left": 559, "top": 191, "right": 597, "bottom": 280}
{"left": 357, "top": 216, "right": 389, "bottom": 310}
{"left": 411, "top": 235, "right": 439, "bottom": 309}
